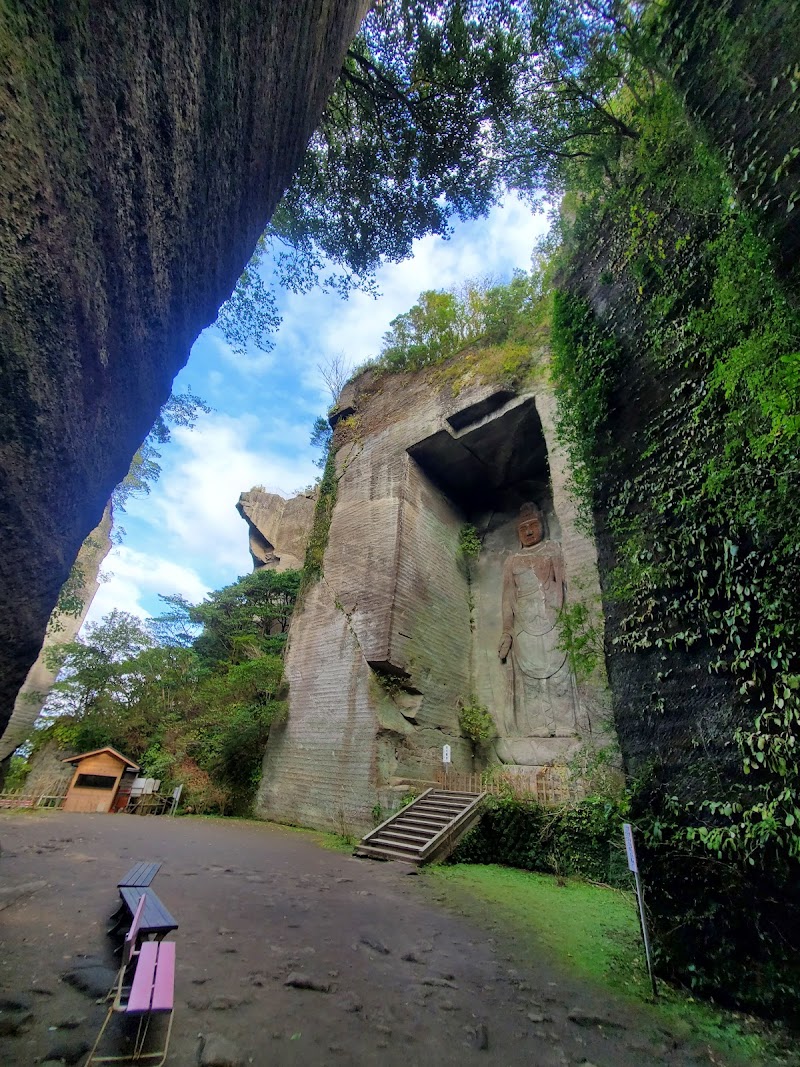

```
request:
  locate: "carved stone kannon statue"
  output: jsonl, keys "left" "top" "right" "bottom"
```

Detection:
{"left": 498, "top": 502, "right": 577, "bottom": 738}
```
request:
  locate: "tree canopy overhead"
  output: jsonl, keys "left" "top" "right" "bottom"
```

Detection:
{"left": 219, "top": 0, "right": 648, "bottom": 355}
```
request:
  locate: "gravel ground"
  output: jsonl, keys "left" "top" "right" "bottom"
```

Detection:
{"left": 0, "top": 811, "right": 739, "bottom": 1066}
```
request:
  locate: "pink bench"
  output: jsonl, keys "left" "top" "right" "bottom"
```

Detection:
{"left": 127, "top": 940, "right": 176, "bottom": 1014}
{"left": 86, "top": 893, "right": 176, "bottom": 1065}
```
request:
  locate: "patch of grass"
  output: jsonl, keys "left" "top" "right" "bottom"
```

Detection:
{"left": 265, "top": 820, "right": 356, "bottom": 854}
{"left": 426, "top": 864, "right": 795, "bottom": 1065}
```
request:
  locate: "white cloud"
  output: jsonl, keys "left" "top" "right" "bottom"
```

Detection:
{"left": 207, "top": 333, "right": 277, "bottom": 379}
{"left": 295, "top": 193, "right": 549, "bottom": 370}
{"left": 139, "top": 411, "right": 320, "bottom": 571}
{"left": 84, "top": 546, "right": 210, "bottom": 627}
{"left": 86, "top": 411, "right": 322, "bottom": 627}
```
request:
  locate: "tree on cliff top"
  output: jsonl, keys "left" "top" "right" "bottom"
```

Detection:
{"left": 378, "top": 270, "right": 544, "bottom": 371}
{"left": 219, "top": 0, "right": 651, "bottom": 354}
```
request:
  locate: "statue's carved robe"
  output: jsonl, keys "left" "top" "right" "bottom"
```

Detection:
{"left": 501, "top": 540, "right": 576, "bottom": 737}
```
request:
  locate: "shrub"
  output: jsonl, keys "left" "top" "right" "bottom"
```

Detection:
{"left": 458, "top": 700, "right": 495, "bottom": 745}
{"left": 451, "top": 794, "right": 627, "bottom": 886}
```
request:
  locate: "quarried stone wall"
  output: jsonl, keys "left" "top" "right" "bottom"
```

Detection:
{"left": 257, "top": 580, "right": 380, "bottom": 835}
{"left": 0, "top": 503, "right": 113, "bottom": 763}
{"left": 254, "top": 362, "right": 613, "bottom": 833}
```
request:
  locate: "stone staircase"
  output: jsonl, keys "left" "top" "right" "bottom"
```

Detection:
{"left": 355, "top": 788, "right": 485, "bottom": 865}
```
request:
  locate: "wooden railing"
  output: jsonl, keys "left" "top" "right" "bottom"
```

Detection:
{"left": 435, "top": 766, "right": 572, "bottom": 806}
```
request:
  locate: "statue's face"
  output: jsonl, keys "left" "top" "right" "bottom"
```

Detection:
{"left": 518, "top": 515, "right": 543, "bottom": 547}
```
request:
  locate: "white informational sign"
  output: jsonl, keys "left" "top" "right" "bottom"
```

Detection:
{"left": 623, "top": 822, "right": 638, "bottom": 873}
{"left": 622, "top": 822, "right": 657, "bottom": 997}
{"left": 442, "top": 744, "right": 452, "bottom": 765}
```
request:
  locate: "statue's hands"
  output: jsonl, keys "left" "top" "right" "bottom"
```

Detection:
{"left": 498, "top": 633, "right": 512, "bottom": 661}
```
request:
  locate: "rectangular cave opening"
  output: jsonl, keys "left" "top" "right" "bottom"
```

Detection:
{"left": 406, "top": 395, "right": 554, "bottom": 532}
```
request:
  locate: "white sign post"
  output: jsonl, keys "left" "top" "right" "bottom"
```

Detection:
{"left": 442, "top": 744, "right": 451, "bottom": 789}
{"left": 623, "top": 823, "right": 658, "bottom": 998}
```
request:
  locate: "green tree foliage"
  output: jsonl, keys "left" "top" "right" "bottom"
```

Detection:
{"left": 147, "top": 594, "right": 201, "bottom": 649}
{"left": 188, "top": 569, "right": 301, "bottom": 665}
{"left": 310, "top": 415, "right": 333, "bottom": 469}
{"left": 44, "top": 611, "right": 155, "bottom": 724}
{"left": 381, "top": 290, "right": 463, "bottom": 370}
{"left": 377, "top": 271, "right": 543, "bottom": 372}
{"left": 35, "top": 571, "right": 301, "bottom": 815}
{"left": 219, "top": 0, "right": 648, "bottom": 355}
{"left": 3, "top": 754, "right": 31, "bottom": 792}
{"left": 47, "top": 560, "right": 88, "bottom": 635}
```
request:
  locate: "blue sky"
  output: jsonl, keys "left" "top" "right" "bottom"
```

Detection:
{"left": 86, "top": 193, "right": 549, "bottom": 627}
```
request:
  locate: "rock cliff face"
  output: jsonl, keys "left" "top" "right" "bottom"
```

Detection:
{"left": 237, "top": 488, "right": 316, "bottom": 572}
{"left": 0, "top": 0, "right": 369, "bottom": 733}
{"left": 660, "top": 0, "right": 800, "bottom": 288}
{"left": 0, "top": 503, "right": 113, "bottom": 765}
{"left": 255, "top": 366, "right": 611, "bottom": 833}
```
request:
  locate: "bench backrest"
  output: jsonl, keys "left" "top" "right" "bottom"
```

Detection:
{"left": 124, "top": 892, "right": 148, "bottom": 967}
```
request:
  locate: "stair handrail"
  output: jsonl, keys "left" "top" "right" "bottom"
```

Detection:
{"left": 417, "top": 791, "right": 487, "bottom": 862}
{"left": 359, "top": 788, "right": 434, "bottom": 845}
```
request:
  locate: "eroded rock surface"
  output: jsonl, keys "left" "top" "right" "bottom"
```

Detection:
{"left": 255, "top": 366, "right": 612, "bottom": 833}
{"left": 237, "top": 487, "right": 316, "bottom": 572}
{"left": 0, "top": 0, "right": 369, "bottom": 732}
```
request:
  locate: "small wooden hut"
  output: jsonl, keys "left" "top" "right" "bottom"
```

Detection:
{"left": 61, "top": 747, "right": 139, "bottom": 813}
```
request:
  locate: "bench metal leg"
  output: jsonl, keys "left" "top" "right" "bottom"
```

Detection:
{"left": 84, "top": 1008, "right": 173, "bottom": 1066}
{"left": 107, "top": 901, "right": 127, "bottom": 939}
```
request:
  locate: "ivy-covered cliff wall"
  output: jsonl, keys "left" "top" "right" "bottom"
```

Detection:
{"left": 551, "top": 2, "right": 800, "bottom": 1017}
{"left": 660, "top": 0, "right": 800, "bottom": 288}
{"left": 0, "top": 0, "right": 368, "bottom": 734}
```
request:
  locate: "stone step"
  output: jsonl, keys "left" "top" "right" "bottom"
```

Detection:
{"left": 374, "top": 831, "right": 427, "bottom": 849}
{"left": 392, "top": 817, "right": 448, "bottom": 832}
{"left": 357, "top": 790, "right": 486, "bottom": 866}
{"left": 412, "top": 803, "right": 469, "bottom": 817}
{"left": 355, "top": 844, "right": 421, "bottom": 864}
{"left": 381, "top": 824, "right": 434, "bottom": 841}
{"left": 398, "top": 807, "right": 451, "bottom": 820}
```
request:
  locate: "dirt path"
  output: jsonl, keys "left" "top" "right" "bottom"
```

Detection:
{"left": 0, "top": 812, "right": 743, "bottom": 1065}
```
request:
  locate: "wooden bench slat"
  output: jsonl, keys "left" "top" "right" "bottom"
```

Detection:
{"left": 119, "top": 887, "right": 178, "bottom": 935}
{"left": 150, "top": 942, "right": 176, "bottom": 1012}
{"left": 127, "top": 941, "right": 158, "bottom": 1013}
{"left": 127, "top": 941, "right": 176, "bottom": 1015}
{"left": 118, "top": 861, "right": 161, "bottom": 888}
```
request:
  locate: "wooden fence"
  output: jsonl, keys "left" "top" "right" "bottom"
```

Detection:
{"left": 0, "top": 780, "right": 67, "bottom": 810}
{"left": 435, "top": 766, "right": 573, "bottom": 805}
